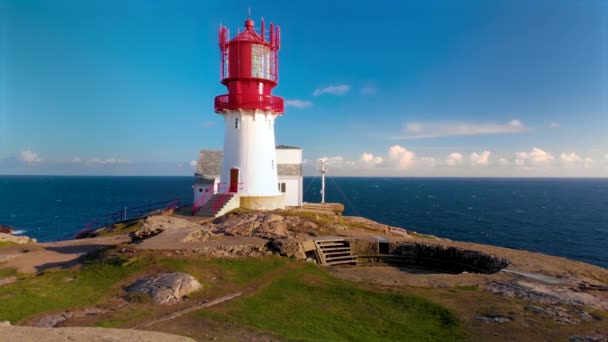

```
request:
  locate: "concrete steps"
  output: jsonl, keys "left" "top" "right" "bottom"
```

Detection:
{"left": 196, "top": 193, "right": 238, "bottom": 217}
{"left": 314, "top": 238, "right": 357, "bottom": 266}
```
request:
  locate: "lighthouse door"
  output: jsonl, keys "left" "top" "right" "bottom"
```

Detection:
{"left": 229, "top": 168, "right": 239, "bottom": 193}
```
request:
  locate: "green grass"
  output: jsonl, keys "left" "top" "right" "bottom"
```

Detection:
{"left": 199, "top": 262, "right": 467, "bottom": 342}
{"left": 96, "top": 221, "right": 142, "bottom": 237}
{"left": 0, "top": 267, "right": 17, "bottom": 278}
{"left": 0, "top": 254, "right": 145, "bottom": 323}
{"left": 0, "top": 241, "right": 18, "bottom": 248}
{"left": 208, "top": 257, "right": 288, "bottom": 284}
{"left": 95, "top": 307, "right": 154, "bottom": 328}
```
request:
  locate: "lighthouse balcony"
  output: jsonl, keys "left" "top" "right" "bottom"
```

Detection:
{"left": 215, "top": 94, "right": 284, "bottom": 114}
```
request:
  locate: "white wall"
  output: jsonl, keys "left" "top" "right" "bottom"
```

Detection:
{"left": 278, "top": 177, "right": 302, "bottom": 206}
{"left": 193, "top": 179, "right": 219, "bottom": 208}
{"left": 221, "top": 109, "right": 280, "bottom": 196}
{"left": 276, "top": 148, "right": 302, "bottom": 164}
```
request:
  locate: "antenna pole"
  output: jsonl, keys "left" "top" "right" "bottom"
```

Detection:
{"left": 320, "top": 159, "right": 327, "bottom": 203}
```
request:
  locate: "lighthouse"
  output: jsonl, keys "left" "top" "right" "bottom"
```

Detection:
{"left": 213, "top": 17, "right": 285, "bottom": 210}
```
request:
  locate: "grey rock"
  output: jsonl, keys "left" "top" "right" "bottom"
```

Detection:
{"left": 271, "top": 238, "right": 306, "bottom": 259}
{"left": 131, "top": 216, "right": 202, "bottom": 241}
{"left": 474, "top": 315, "right": 511, "bottom": 324}
{"left": 126, "top": 272, "right": 202, "bottom": 305}
{"left": 569, "top": 335, "right": 608, "bottom": 342}
{"left": 524, "top": 305, "right": 582, "bottom": 324}
{"left": 485, "top": 280, "right": 608, "bottom": 310}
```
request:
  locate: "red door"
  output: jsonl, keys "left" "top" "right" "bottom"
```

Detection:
{"left": 229, "top": 168, "right": 239, "bottom": 192}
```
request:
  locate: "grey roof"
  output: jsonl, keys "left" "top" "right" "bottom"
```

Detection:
{"left": 276, "top": 145, "right": 302, "bottom": 150}
{"left": 195, "top": 150, "right": 222, "bottom": 178}
{"left": 277, "top": 163, "right": 302, "bottom": 176}
{"left": 195, "top": 149, "right": 302, "bottom": 177}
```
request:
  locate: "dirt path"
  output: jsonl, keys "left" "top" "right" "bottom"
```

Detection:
{"left": 0, "top": 326, "right": 195, "bottom": 342}
{"left": 132, "top": 292, "right": 243, "bottom": 328}
{"left": 0, "top": 235, "right": 128, "bottom": 273}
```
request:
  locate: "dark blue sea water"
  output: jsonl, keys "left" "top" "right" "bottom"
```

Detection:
{"left": 1, "top": 176, "right": 607, "bottom": 269}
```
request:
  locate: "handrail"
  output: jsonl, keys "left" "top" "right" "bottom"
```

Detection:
{"left": 193, "top": 182, "right": 247, "bottom": 215}
{"left": 75, "top": 197, "right": 187, "bottom": 238}
{"left": 214, "top": 94, "right": 284, "bottom": 113}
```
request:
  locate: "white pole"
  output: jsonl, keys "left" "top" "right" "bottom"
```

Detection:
{"left": 320, "top": 158, "right": 327, "bottom": 204}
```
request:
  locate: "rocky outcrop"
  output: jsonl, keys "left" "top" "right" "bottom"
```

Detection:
{"left": 343, "top": 216, "right": 411, "bottom": 237}
{"left": 32, "top": 308, "right": 108, "bottom": 328}
{"left": 131, "top": 216, "right": 203, "bottom": 241}
{"left": 0, "top": 326, "right": 195, "bottom": 342}
{"left": 271, "top": 238, "right": 306, "bottom": 259}
{"left": 125, "top": 272, "right": 202, "bottom": 305}
{"left": 211, "top": 213, "right": 293, "bottom": 239}
{"left": 484, "top": 280, "right": 608, "bottom": 311}
{"left": 0, "top": 232, "right": 36, "bottom": 244}
{"left": 0, "top": 225, "right": 15, "bottom": 234}
{"left": 524, "top": 305, "right": 593, "bottom": 325}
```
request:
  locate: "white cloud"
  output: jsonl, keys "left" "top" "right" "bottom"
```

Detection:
{"left": 515, "top": 148, "right": 554, "bottom": 166}
{"left": 498, "top": 158, "right": 510, "bottom": 166}
{"left": 445, "top": 152, "right": 464, "bottom": 166}
{"left": 189, "top": 160, "right": 197, "bottom": 168}
{"left": 388, "top": 145, "right": 415, "bottom": 170}
{"left": 560, "top": 152, "right": 581, "bottom": 163}
{"left": 406, "top": 123, "right": 423, "bottom": 134}
{"left": 394, "top": 119, "right": 528, "bottom": 139}
{"left": 470, "top": 151, "right": 491, "bottom": 166}
{"left": 285, "top": 99, "right": 313, "bottom": 109}
{"left": 584, "top": 158, "right": 595, "bottom": 169}
{"left": 419, "top": 157, "right": 437, "bottom": 168}
{"left": 549, "top": 122, "right": 560, "bottom": 128}
{"left": 20, "top": 150, "right": 41, "bottom": 164}
{"left": 313, "top": 84, "right": 350, "bottom": 96}
{"left": 70, "top": 157, "right": 130, "bottom": 167}
{"left": 360, "top": 153, "right": 384, "bottom": 166}
{"left": 86, "top": 158, "right": 130, "bottom": 166}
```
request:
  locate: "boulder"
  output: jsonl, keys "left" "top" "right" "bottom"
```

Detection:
{"left": 213, "top": 212, "right": 293, "bottom": 239}
{"left": 0, "top": 232, "right": 36, "bottom": 244}
{"left": 0, "top": 225, "right": 14, "bottom": 234}
{"left": 271, "top": 238, "right": 306, "bottom": 259}
{"left": 131, "top": 216, "right": 202, "bottom": 241}
{"left": 126, "top": 272, "right": 202, "bottom": 305}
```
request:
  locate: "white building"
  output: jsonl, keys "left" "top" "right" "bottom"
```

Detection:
{"left": 193, "top": 145, "right": 302, "bottom": 215}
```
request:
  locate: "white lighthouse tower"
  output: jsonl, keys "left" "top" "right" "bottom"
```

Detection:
{"left": 213, "top": 17, "right": 285, "bottom": 210}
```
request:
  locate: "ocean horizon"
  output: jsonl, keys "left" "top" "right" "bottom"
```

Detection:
{"left": 1, "top": 175, "right": 607, "bottom": 269}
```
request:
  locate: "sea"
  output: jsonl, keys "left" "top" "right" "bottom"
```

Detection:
{"left": 0, "top": 176, "right": 607, "bottom": 269}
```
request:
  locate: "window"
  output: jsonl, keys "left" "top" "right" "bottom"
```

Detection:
{"left": 199, "top": 188, "right": 203, "bottom": 192}
{"left": 279, "top": 182, "right": 286, "bottom": 193}
{"left": 205, "top": 188, "right": 209, "bottom": 193}
{"left": 234, "top": 117, "right": 239, "bottom": 129}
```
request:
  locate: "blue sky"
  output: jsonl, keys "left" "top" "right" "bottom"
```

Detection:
{"left": 0, "top": 0, "right": 607, "bottom": 176}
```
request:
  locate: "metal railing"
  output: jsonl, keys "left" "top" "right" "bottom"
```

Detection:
{"left": 74, "top": 197, "right": 189, "bottom": 238}
{"left": 214, "top": 94, "right": 284, "bottom": 113}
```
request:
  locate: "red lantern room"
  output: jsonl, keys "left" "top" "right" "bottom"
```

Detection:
{"left": 214, "top": 18, "right": 284, "bottom": 114}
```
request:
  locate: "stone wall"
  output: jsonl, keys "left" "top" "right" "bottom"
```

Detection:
{"left": 352, "top": 240, "right": 509, "bottom": 274}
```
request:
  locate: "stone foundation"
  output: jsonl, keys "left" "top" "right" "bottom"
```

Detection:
{"left": 239, "top": 195, "right": 285, "bottom": 211}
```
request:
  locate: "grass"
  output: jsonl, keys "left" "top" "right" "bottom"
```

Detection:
{"left": 95, "top": 221, "right": 142, "bottom": 237}
{"left": 0, "top": 267, "right": 17, "bottom": 278}
{"left": 0, "top": 241, "right": 18, "bottom": 248}
{"left": 0, "top": 251, "right": 146, "bottom": 323}
{"left": 199, "top": 262, "right": 467, "bottom": 341}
